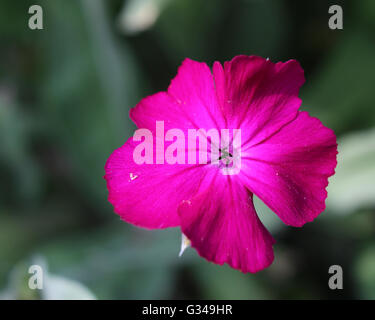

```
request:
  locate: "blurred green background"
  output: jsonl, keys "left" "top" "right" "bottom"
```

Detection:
{"left": 1, "top": 0, "right": 375, "bottom": 299}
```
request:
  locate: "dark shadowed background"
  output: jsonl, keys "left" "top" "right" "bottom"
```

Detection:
{"left": 1, "top": 0, "right": 375, "bottom": 299}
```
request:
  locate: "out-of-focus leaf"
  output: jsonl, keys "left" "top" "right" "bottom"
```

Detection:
{"left": 254, "top": 195, "right": 283, "bottom": 233}
{"left": 118, "top": 0, "right": 172, "bottom": 35}
{"left": 34, "top": 225, "right": 189, "bottom": 299}
{"left": 81, "top": 0, "right": 139, "bottom": 138}
{"left": 355, "top": 244, "right": 375, "bottom": 299}
{"left": 37, "top": 0, "right": 140, "bottom": 212}
{"left": 0, "top": 261, "right": 40, "bottom": 300}
{"left": 155, "top": 0, "right": 289, "bottom": 63}
{"left": 154, "top": 0, "right": 225, "bottom": 62}
{"left": 42, "top": 274, "right": 96, "bottom": 300}
{"left": 193, "top": 262, "right": 271, "bottom": 299}
{"left": 0, "top": 89, "right": 42, "bottom": 205}
{"left": 0, "top": 258, "right": 96, "bottom": 300}
{"left": 218, "top": 0, "right": 289, "bottom": 59}
{"left": 0, "top": 204, "right": 89, "bottom": 284}
{"left": 303, "top": 31, "right": 375, "bottom": 134}
{"left": 0, "top": 1, "right": 33, "bottom": 41}
{"left": 327, "top": 128, "right": 375, "bottom": 214}
{"left": 357, "top": 0, "right": 375, "bottom": 30}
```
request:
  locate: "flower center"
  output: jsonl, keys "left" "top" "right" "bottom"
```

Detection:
{"left": 218, "top": 147, "right": 234, "bottom": 167}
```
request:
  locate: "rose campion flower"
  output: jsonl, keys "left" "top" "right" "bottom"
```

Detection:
{"left": 104, "top": 55, "right": 337, "bottom": 273}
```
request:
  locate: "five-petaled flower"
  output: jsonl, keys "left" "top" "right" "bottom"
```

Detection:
{"left": 104, "top": 55, "right": 338, "bottom": 273}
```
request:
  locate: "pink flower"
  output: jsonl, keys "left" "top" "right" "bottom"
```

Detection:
{"left": 104, "top": 55, "right": 337, "bottom": 273}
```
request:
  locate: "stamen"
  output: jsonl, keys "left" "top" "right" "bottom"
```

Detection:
{"left": 217, "top": 147, "right": 233, "bottom": 162}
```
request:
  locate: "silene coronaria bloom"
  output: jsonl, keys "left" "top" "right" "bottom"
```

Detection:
{"left": 104, "top": 55, "right": 338, "bottom": 273}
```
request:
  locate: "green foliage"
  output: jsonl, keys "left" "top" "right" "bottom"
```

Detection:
{"left": 0, "top": 0, "right": 374, "bottom": 299}
{"left": 327, "top": 128, "right": 375, "bottom": 214}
